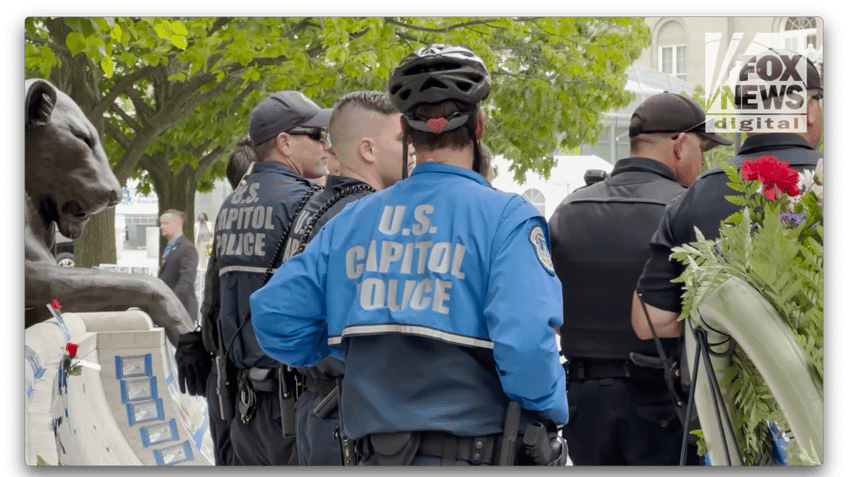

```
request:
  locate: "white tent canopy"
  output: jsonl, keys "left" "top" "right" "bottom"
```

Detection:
{"left": 491, "top": 154, "right": 614, "bottom": 221}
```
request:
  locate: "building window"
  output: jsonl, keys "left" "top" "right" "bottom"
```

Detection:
{"left": 123, "top": 214, "right": 159, "bottom": 250}
{"left": 660, "top": 45, "right": 687, "bottom": 81}
{"left": 522, "top": 188, "right": 545, "bottom": 217}
{"left": 786, "top": 17, "right": 816, "bottom": 31}
{"left": 782, "top": 17, "right": 818, "bottom": 50}
{"left": 656, "top": 19, "right": 687, "bottom": 81}
{"left": 125, "top": 214, "right": 157, "bottom": 225}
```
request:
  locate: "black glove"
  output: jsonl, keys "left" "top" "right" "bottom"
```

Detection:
{"left": 175, "top": 330, "right": 213, "bottom": 396}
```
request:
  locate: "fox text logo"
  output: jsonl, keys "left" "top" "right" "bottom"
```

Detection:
{"left": 705, "top": 33, "right": 811, "bottom": 134}
{"left": 736, "top": 52, "right": 807, "bottom": 111}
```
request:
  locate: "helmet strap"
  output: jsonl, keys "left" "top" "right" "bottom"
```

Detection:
{"left": 401, "top": 130, "right": 409, "bottom": 180}
{"left": 472, "top": 139, "right": 482, "bottom": 174}
{"left": 466, "top": 114, "right": 483, "bottom": 174}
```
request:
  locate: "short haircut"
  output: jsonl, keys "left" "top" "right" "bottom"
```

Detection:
{"left": 161, "top": 209, "right": 186, "bottom": 225}
{"left": 227, "top": 137, "right": 258, "bottom": 188}
{"left": 252, "top": 137, "right": 276, "bottom": 162}
{"left": 403, "top": 101, "right": 478, "bottom": 153}
{"left": 629, "top": 131, "right": 675, "bottom": 156}
{"left": 329, "top": 91, "right": 397, "bottom": 143}
{"left": 331, "top": 91, "right": 397, "bottom": 118}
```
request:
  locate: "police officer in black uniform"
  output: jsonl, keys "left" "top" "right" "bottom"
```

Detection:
{"left": 632, "top": 50, "right": 823, "bottom": 341}
{"left": 215, "top": 90, "right": 331, "bottom": 465}
{"left": 549, "top": 92, "right": 732, "bottom": 465}
{"left": 288, "top": 91, "right": 414, "bottom": 465}
{"left": 174, "top": 139, "right": 257, "bottom": 465}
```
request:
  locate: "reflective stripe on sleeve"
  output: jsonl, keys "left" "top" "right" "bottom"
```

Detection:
{"left": 219, "top": 265, "right": 277, "bottom": 276}
{"left": 328, "top": 324, "right": 494, "bottom": 349}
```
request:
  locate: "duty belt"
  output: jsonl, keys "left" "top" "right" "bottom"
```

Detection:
{"left": 565, "top": 358, "right": 665, "bottom": 382}
{"left": 237, "top": 367, "right": 278, "bottom": 424}
{"left": 357, "top": 431, "right": 502, "bottom": 465}
{"left": 303, "top": 375, "right": 337, "bottom": 396}
{"left": 245, "top": 367, "right": 278, "bottom": 392}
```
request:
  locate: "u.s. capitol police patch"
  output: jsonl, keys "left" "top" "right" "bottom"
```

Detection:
{"left": 529, "top": 225, "right": 555, "bottom": 275}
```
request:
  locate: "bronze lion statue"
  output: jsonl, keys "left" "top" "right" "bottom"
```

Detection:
{"left": 24, "top": 79, "right": 192, "bottom": 345}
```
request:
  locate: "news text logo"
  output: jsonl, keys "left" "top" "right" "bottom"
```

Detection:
{"left": 704, "top": 33, "right": 810, "bottom": 134}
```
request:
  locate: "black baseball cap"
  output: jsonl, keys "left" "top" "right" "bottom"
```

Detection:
{"left": 629, "top": 92, "right": 732, "bottom": 150}
{"left": 249, "top": 91, "right": 332, "bottom": 146}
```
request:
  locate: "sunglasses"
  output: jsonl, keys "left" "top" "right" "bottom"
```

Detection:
{"left": 289, "top": 127, "right": 328, "bottom": 142}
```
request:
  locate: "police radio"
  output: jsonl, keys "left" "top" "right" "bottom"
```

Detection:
{"left": 583, "top": 169, "right": 609, "bottom": 186}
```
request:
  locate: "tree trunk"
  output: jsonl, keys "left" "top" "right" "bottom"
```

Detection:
{"left": 75, "top": 207, "right": 117, "bottom": 268}
{"left": 148, "top": 163, "right": 198, "bottom": 258}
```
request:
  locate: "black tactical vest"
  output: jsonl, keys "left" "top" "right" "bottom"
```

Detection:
{"left": 549, "top": 158, "right": 685, "bottom": 360}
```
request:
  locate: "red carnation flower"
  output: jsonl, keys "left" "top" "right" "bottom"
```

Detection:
{"left": 739, "top": 155, "right": 801, "bottom": 201}
{"left": 66, "top": 342, "right": 78, "bottom": 358}
{"left": 51, "top": 299, "right": 62, "bottom": 310}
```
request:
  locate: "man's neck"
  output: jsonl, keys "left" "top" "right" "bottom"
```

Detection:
{"left": 338, "top": 165, "right": 377, "bottom": 190}
{"left": 264, "top": 154, "right": 304, "bottom": 177}
{"left": 415, "top": 144, "right": 474, "bottom": 170}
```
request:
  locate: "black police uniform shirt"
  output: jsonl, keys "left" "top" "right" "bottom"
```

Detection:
{"left": 306, "top": 175, "right": 375, "bottom": 242}
{"left": 637, "top": 133, "right": 822, "bottom": 313}
{"left": 549, "top": 157, "right": 686, "bottom": 360}
{"left": 298, "top": 174, "right": 375, "bottom": 384}
{"left": 214, "top": 160, "right": 316, "bottom": 369}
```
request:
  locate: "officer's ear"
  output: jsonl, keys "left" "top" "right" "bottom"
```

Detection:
{"left": 358, "top": 137, "right": 376, "bottom": 165}
{"left": 275, "top": 132, "right": 292, "bottom": 156}
{"left": 671, "top": 134, "right": 684, "bottom": 160}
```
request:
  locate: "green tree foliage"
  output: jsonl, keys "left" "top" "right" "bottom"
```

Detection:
{"left": 25, "top": 17, "right": 650, "bottom": 265}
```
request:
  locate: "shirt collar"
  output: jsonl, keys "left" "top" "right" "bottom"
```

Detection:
{"left": 251, "top": 160, "right": 303, "bottom": 178}
{"left": 325, "top": 175, "right": 369, "bottom": 190}
{"left": 738, "top": 133, "right": 814, "bottom": 155}
{"left": 166, "top": 234, "right": 181, "bottom": 248}
{"left": 610, "top": 157, "right": 676, "bottom": 182}
{"left": 409, "top": 162, "right": 490, "bottom": 187}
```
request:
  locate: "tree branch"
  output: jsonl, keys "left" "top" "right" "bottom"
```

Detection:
{"left": 109, "top": 103, "right": 144, "bottom": 132}
{"left": 173, "top": 74, "right": 241, "bottom": 120}
{"left": 122, "top": 85, "right": 158, "bottom": 122}
{"left": 384, "top": 17, "right": 501, "bottom": 33}
{"left": 195, "top": 145, "right": 227, "bottom": 174}
{"left": 104, "top": 121, "right": 130, "bottom": 150}
{"left": 91, "top": 65, "right": 158, "bottom": 118}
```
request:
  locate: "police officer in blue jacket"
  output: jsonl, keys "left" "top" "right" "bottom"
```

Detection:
{"left": 251, "top": 44, "right": 568, "bottom": 466}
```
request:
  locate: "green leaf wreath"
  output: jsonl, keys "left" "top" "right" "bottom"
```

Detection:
{"left": 670, "top": 155, "right": 823, "bottom": 465}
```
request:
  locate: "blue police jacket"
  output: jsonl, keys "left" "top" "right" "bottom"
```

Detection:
{"left": 251, "top": 162, "right": 569, "bottom": 433}
{"left": 215, "top": 160, "right": 316, "bottom": 369}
